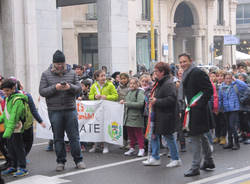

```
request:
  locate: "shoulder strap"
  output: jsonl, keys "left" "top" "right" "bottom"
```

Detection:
{"left": 135, "top": 89, "right": 140, "bottom": 101}
{"left": 12, "top": 97, "right": 24, "bottom": 105}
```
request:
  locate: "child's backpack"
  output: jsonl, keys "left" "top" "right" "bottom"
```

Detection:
{"left": 240, "top": 85, "right": 250, "bottom": 106}
{"left": 12, "top": 97, "right": 33, "bottom": 130}
{"left": 234, "top": 84, "right": 250, "bottom": 106}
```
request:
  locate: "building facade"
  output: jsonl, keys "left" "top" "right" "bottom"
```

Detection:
{"left": 0, "top": 0, "right": 238, "bottom": 99}
{"left": 236, "top": 0, "right": 250, "bottom": 54}
{"left": 62, "top": 0, "right": 238, "bottom": 73}
{"left": 0, "top": 0, "right": 61, "bottom": 100}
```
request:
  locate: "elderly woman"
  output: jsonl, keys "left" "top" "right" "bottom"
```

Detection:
{"left": 142, "top": 62, "right": 181, "bottom": 168}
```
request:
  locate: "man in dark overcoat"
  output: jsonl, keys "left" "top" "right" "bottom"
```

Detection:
{"left": 179, "top": 53, "right": 215, "bottom": 177}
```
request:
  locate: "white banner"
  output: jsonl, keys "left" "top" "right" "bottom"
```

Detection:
{"left": 36, "top": 98, "right": 124, "bottom": 146}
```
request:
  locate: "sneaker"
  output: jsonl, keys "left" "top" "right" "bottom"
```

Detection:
{"left": 13, "top": 168, "right": 28, "bottom": 177}
{"left": 124, "top": 148, "right": 135, "bottom": 156}
{"left": 1, "top": 167, "right": 17, "bottom": 175}
{"left": 89, "top": 145, "right": 96, "bottom": 153}
{"left": 137, "top": 149, "right": 145, "bottom": 157}
{"left": 45, "top": 144, "right": 53, "bottom": 151}
{"left": 76, "top": 161, "right": 86, "bottom": 169}
{"left": 102, "top": 146, "right": 109, "bottom": 154}
{"left": 56, "top": 163, "right": 65, "bottom": 172}
{"left": 166, "top": 159, "right": 182, "bottom": 168}
{"left": 142, "top": 157, "right": 161, "bottom": 166}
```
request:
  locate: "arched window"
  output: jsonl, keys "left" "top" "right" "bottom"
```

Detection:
{"left": 217, "top": 0, "right": 224, "bottom": 25}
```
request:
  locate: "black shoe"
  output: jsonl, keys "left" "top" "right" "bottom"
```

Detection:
{"left": 239, "top": 136, "right": 246, "bottom": 143}
{"left": 232, "top": 143, "right": 240, "bottom": 150}
{"left": 180, "top": 143, "right": 186, "bottom": 152}
{"left": 184, "top": 168, "right": 200, "bottom": 177}
{"left": 200, "top": 160, "right": 215, "bottom": 170}
{"left": 223, "top": 143, "right": 233, "bottom": 149}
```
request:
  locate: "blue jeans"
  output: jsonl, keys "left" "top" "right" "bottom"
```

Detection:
{"left": 48, "top": 110, "right": 83, "bottom": 164}
{"left": 151, "top": 134, "right": 179, "bottom": 160}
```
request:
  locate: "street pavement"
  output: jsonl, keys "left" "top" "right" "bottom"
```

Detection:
{"left": 3, "top": 138, "right": 250, "bottom": 184}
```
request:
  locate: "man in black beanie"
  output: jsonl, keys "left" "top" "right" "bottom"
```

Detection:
{"left": 39, "top": 50, "right": 86, "bottom": 171}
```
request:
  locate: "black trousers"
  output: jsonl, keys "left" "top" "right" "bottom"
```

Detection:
{"left": 23, "top": 126, "right": 34, "bottom": 156}
{"left": 239, "top": 111, "right": 250, "bottom": 133}
{"left": 7, "top": 133, "right": 26, "bottom": 169}
{"left": 215, "top": 112, "right": 227, "bottom": 138}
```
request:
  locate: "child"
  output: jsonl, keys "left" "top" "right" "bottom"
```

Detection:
{"left": 111, "top": 72, "right": 120, "bottom": 89}
{"left": 89, "top": 70, "right": 118, "bottom": 154}
{"left": 0, "top": 79, "right": 28, "bottom": 177}
{"left": 120, "top": 77, "right": 145, "bottom": 157}
{"left": 78, "top": 79, "right": 92, "bottom": 152}
{"left": 78, "top": 79, "right": 92, "bottom": 101}
{"left": 117, "top": 73, "right": 130, "bottom": 148}
{"left": 139, "top": 74, "right": 152, "bottom": 151}
{"left": 117, "top": 73, "right": 130, "bottom": 101}
{"left": 219, "top": 72, "right": 248, "bottom": 150}
{"left": 214, "top": 70, "right": 227, "bottom": 145}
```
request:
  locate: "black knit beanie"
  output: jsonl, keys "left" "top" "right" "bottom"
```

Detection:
{"left": 53, "top": 50, "right": 65, "bottom": 63}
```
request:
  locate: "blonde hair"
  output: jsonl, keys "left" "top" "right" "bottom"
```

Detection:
{"left": 130, "top": 77, "right": 140, "bottom": 87}
{"left": 139, "top": 74, "right": 151, "bottom": 82}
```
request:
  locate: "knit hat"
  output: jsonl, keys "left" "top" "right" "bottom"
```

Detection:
{"left": 53, "top": 50, "right": 65, "bottom": 63}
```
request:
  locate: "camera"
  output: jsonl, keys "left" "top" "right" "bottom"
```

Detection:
{"left": 60, "top": 81, "right": 67, "bottom": 85}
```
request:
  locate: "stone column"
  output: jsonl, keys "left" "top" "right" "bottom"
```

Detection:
{"left": 194, "top": 35, "right": 202, "bottom": 65}
{"left": 159, "top": 0, "right": 168, "bottom": 62}
{"left": 97, "top": 0, "right": 128, "bottom": 74}
{"left": 1, "top": 0, "right": 17, "bottom": 77}
{"left": 23, "top": 0, "right": 39, "bottom": 100}
{"left": 207, "top": 0, "right": 216, "bottom": 65}
{"left": 128, "top": 0, "right": 136, "bottom": 73}
{"left": 168, "top": 33, "right": 174, "bottom": 63}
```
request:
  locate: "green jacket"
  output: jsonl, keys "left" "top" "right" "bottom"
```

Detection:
{"left": 0, "top": 93, "right": 27, "bottom": 138}
{"left": 124, "top": 89, "right": 145, "bottom": 128}
{"left": 89, "top": 81, "right": 118, "bottom": 101}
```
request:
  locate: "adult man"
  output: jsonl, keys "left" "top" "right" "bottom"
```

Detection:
{"left": 179, "top": 53, "right": 215, "bottom": 177}
{"left": 39, "top": 50, "right": 85, "bottom": 171}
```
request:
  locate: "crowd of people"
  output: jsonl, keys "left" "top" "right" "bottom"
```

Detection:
{"left": 0, "top": 50, "right": 249, "bottom": 183}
